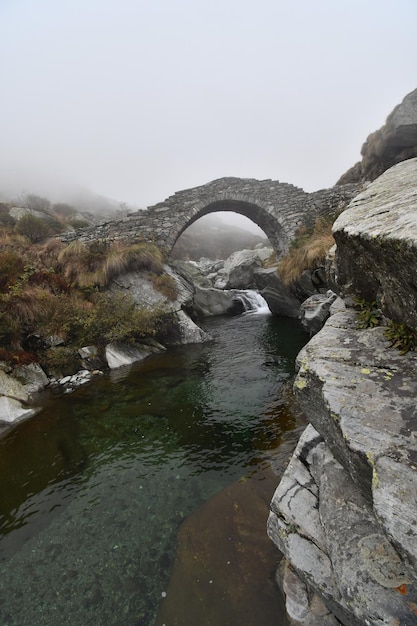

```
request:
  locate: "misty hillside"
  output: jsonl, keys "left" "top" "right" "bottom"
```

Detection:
{"left": 0, "top": 187, "right": 135, "bottom": 219}
{"left": 171, "top": 214, "right": 269, "bottom": 260}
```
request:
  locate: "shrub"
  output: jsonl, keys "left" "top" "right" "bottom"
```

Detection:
{"left": 36, "top": 238, "right": 65, "bottom": 269}
{"left": 39, "top": 346, "right": 80, "bottom": 376}
{"left": 384, "top": 320, "right": 417, "bottom": 355}
{"left": 16, "top": 214, "right": 50, "bottom": 243}
{"left": 70, "top": 291, "right": 169, "bottom": 347}
{"left": 354, "top": 298, "right": 382, "bottom": 329}
{"left": 18, "top": 193, "right": 51, "bottom": 213}
{"left": 43, "top": 215, "right": 66, "bottom": 235}
{"left": 0, "top": 284, "right": 56, "bottom": 349}
{"left": 0, "top": 206, "right": 15, "bottom": 229}
{"left": 0, "top": 347, "right": 37, "bottom": 365}
{"left": 0, "top": 251, "right": 24, "bottom": 290}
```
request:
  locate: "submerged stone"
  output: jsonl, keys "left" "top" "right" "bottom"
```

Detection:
{"left": 155, "top": 466, "right": 289, "bottom": 626}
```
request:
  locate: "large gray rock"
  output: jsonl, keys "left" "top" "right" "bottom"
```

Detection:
{"left": 169, "top": 310, "right": 211, "bottom": 345}
{"left": 268, "top": 424, "right": 417, "bottom": 626}
{"left": 105, "top": 342, "right": 165, "bottom": 369}
{"left": 111, "top": 265, "right": 194, "bottom": 312}
{"left": 299, "top": 291, "right": 338, "bottom": 336}
{"left": 216, "top": 247, "right": 272, "bottom": 289}
{"left": 333, "top": 158, "right": 417, "bottom": 331}
{"left": 280, "top": 562, "right": 340, "bottom": 626}
{"left": 172, "top": 259, "right": 224, "bottom": 288}
{"left": 193, "top": 286, "right": 243, "bottom": 317}
{"left": 294, "top": 309, "right": 417, "bottom": 565}
{"left": 254, "top": 266, "right": 301, "bottom": 317}
{"left": 9, "top": 207, "right": 50, "bottom": 221}
{"left": 0, "top": 364, "right": 47, "bottom": 424}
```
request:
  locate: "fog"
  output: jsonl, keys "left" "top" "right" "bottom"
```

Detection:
{"left": 1, "top": 0, "right": 416, "bottom": 235}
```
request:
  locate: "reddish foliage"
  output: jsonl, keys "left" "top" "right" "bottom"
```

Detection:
{"left": 29, "top": 271, "right": 70, "bottom": 293}
{"left": 0, "top": 348, "right": 37, "bottom": 365}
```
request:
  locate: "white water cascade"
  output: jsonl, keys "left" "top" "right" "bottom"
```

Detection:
{"left": 232, "top": 289, "right": 270, "bottom": 314}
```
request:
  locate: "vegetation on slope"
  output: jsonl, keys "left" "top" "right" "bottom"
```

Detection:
{"left": 0, "top": 207, "right": 176, "bottom": 371}
{"left": 278, "top": 215, "right": 335, "bottom": 286}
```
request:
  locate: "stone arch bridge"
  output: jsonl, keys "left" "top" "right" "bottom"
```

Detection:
{"left": 62, "top": 177, "right": 360, "bottom": 257}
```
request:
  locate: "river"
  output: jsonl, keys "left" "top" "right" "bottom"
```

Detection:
{"left": 0, "top": 305, "right": 308, "bottom": 625}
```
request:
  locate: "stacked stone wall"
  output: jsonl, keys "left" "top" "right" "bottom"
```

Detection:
{"left": 60, "top": 177, "right": 361, "bottom": 256}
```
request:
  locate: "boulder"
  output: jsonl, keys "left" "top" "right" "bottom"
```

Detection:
{"left": 110, "top": 265, "right": 194, "bottom": 312}
{"left": 294, "top": 309, "right": 417, "bottom": 517}
{"left": 299, "top": 291, "right": 338, "bottom": 336}
{"left": 0, "top": 364, "right": 46, "bottom": 424}
{"left": 254, "top": 267, "right": 301, "bottom": 317}
{"left": 268, "top": 423, "right": 417, "bottom": 626}
{"left": 360, "top": 88, "right": 417, "bottom": 181}
{"left": 216, "top": 247, "right": 272, "bottom": 289}
{"left": 193, "top": 286, "right": 243, "bottom": 317}
{"left": 9, "top": 207, "right": 51, "bottom": 221}
{"left": 105, "top": 341, "right": 165, "bottom": 369}
{"left": 169, "top": 310, "right": 212, "bottom": 345}
{"left": 110, "top": 271, "right": 168, "bottom": 309}
{"left": 333, "top": 158, "right": 417, "bottom": 331}
{"left": 0, "top": 396, "right": 37, "bottom": 424}
{"left": 170, "top": 259, "right": 215, "bottom": 288}
{"left": 269, "top": 305, "right": 417, "bottom": 625}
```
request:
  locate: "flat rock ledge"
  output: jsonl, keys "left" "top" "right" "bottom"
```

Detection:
{"left": 268, "top": 309, "right": 417, "bottom": 625}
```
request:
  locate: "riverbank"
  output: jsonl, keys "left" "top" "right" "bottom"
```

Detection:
{"left": 268, "top": 158, "right": 417, "bottom": 625}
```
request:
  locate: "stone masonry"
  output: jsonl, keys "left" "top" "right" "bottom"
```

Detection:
{"left": 60, "top": 177, "right": 361, "bottom": 258}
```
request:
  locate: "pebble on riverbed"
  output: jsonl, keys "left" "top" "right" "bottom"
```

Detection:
{"left": 49, "top": 369, "right": 103, "bottom": 391}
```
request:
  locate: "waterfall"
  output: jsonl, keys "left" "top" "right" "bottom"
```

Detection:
{"left": 232, "top": 289, "right": 270, "bottom": 314}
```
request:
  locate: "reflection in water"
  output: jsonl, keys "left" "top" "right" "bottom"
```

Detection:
{"left": 0, "top": 312, "right": 307, "bottom": 625}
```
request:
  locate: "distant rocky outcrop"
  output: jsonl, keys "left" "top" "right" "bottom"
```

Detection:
{"left": 337, "top": 88, "right": 417, "bottom": 184}
{"left": 268, "top": 158, "right": 417, "bottom": 625}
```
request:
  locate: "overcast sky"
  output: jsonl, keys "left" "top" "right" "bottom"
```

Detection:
{"left": 1, "top": 0, "right": 416, "bottom": 212}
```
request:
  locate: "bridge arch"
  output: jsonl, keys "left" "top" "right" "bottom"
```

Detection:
{"left": 145, "top": 177, "right": 312, "bottom": 258}
{"left": 59, "top": 177, "right": 361, "bottom": 257}
{"left": 167, "top": 196, "right": 286, "bottom": 256}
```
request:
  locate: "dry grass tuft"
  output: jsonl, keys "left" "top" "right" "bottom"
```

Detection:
{"left": 262, "top": 251, "right": 278, "bottom": 268}
{"left": 57, "top": 241, "right": 164, "bottom": 288}
{"left": 36, "top": 239, "right": 66, "bottom": 268}
{"left": 278, "top": 217, "right": 335, "bottom": 286}
{"left": 151, "top": 273, "right": 178, "bottom": 301}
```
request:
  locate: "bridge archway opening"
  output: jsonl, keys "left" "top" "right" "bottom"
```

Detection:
{"left": 169, "top": 199, "right": 284, "bottom": 261}
{"left": 171, "top": 210, "right": 271, "bottom": 261}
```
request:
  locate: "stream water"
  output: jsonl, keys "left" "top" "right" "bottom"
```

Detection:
{"left": 0, "top": 304, "right": 307, "bottom": 625}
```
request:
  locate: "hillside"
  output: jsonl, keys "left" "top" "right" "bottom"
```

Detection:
{"left": 171, "top": 214, "right": 268, "bottom": 260}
